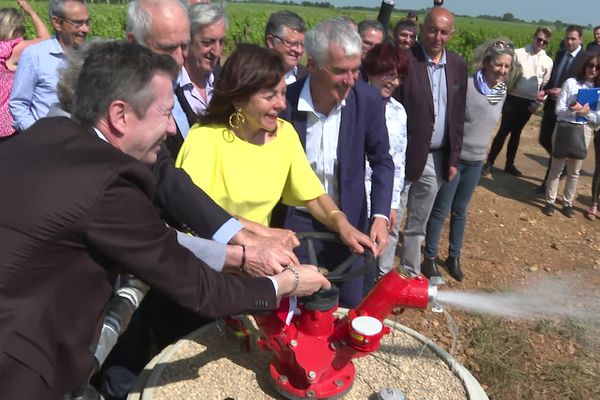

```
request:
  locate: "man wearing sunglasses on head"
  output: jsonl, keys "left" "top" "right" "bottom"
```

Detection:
{"left": 9, "top": 0, "right": 90, "bottom": 133}
{"left": 484, "top": 27, "right": 553, "bottom": 177}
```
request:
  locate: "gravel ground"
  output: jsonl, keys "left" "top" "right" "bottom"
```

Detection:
{"left": 138, "top": 315, "right": 468, "bottom": 400}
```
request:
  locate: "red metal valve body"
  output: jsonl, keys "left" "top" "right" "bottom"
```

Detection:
{"left": 254, "top": 270, "right": 432, "bottom": 399}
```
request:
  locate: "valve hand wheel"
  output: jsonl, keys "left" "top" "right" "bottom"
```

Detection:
{"left": 295, "top": 232, "right": 375, "bottom": 284}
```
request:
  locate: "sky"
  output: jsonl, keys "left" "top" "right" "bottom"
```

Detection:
{"left": 325, "top": 0, "right": 598, "bottom": 27}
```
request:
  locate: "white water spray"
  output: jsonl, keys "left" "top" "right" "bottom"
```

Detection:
{"left": 435, "top": 275, "right": 600, "bottom": 321}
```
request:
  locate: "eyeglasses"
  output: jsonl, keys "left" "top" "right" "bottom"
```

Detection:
{"left": 271, "top": 35, "right": 304, "bottom": 50}
{"left": 535, "top": 37, "right": 549, "bottom": 46}
{"left": 381, "top": 71, "right": 401, "bottom": 82}
{"left": 586, "top": 63, "right": 599, "bottom": 70}
{"left": 60, "top": 16, "right": 92, "bottom": 28}
{"left": 493, "top": 40, "right": 514, "bottom": 50}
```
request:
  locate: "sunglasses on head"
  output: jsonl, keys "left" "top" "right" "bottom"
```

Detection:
{"left": 493, "top": 40, "right": 514, "bottom": 50}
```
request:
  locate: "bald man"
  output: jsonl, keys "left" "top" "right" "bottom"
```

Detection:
{"left": 387, "top": 7, "right": 467, "bottom": 283}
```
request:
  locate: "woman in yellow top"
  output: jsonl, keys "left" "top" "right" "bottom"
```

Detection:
{"left": 177, "top": 44, "right": 374, "bottom": 254}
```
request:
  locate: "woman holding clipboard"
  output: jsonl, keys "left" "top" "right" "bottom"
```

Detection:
{"left": 542, "top": 53, "right": 600, "bottom": 218}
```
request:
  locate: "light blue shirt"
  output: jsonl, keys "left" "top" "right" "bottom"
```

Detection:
{"left": 9, "top": 36, "right": 65, "bottom": 131}
{"left": 425, "top": 49, "right": 448, "bottom": 150}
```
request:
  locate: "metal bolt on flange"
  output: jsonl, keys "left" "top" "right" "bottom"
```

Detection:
{"left": 307, "top": 370, "right": 316, "bottom": 380}
{"left": 306, "top": 389, "right": 316, "bottom": 398}
{"left": 334, "top": 379, "right": 344, "bottom": 387}
{"left": 279, "top": 375, "right": 288, "bottom": 383}
{"left": 289, "top": 339, "right": 298, "bottom": 347}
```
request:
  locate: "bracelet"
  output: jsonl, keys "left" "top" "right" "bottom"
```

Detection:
{"left": 329, "top": 210, "right": 345, "bottom": 221}
{"left": 282, "top": 266, "right": 299, "bottom": 295}
{"left": 239, "top": 245, "right": 246, "bottom": 271}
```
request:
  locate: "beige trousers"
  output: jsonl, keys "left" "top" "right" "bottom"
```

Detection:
{"left": 545, "top": 123, "right": 594, "bottom": 206}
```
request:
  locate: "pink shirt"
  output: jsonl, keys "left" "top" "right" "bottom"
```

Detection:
{"left": 0, "top": 37, "right": 23, "bottom": 137}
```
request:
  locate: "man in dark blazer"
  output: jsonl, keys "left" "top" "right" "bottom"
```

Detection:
{"left": 277, "top": 19, "right": 394, "bottom": 307}
{"left": 537, "top": 25, "right": 586, "bottom": 192}
{"left": 0, "top": 41, "right": 329, "bottom": 400}
{"left": 390, "top": 7, "right": 467, "bottom": 283}
{"left": 265, "top": 10, "right": 309, "bottom": 85}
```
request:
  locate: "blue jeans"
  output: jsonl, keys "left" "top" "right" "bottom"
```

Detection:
{"left": 425, "top": 159, "right": 483, "bottom": 258}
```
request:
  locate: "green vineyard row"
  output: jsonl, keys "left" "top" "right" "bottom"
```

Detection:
{"left": 2, "top": 1, "right": 594, "bottom": 64}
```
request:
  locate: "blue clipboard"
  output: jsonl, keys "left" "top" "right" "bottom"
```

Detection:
{"left": 576, "top": 88, "right": 600, "bottom": 122}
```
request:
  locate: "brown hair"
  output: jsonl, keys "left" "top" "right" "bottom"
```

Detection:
{"left": 200, "top": 43, "right": 285, "bottom": 126}
{"left": 362, "top": 42, "right": 409, "bottom": 80}
{"left": 575, "top": 52, "right": 600, "bottom": 86}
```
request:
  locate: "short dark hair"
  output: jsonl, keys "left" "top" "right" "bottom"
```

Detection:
{"left": 201, "top": 43, "right": 284, "bottom": 126}
{"left": 264, "top": 10, "right": 306, "bottom": 43}
{"left": 565, "top": 24, "right": 583, "bottom": 38}
{"left": 49, "top": 0, "right": 87, "bottom": 19}
{"left": 71, "top": 41, "right": 178, "bottom": 128}
{"left": 593, "top": 25, "right": 600, "bottom": 33}
{"left": 362, "top": 42, "right": 409, "bottom": 79}
{"left": 575, "top": 52, "right": 600, "bottom": 86}
{"left": 357, "top": 20, "right": 384, "bottom": 38}
{"left": 393, "top": 18, "right": 418, "bottom": 39}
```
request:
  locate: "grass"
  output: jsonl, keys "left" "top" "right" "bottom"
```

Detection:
{"left": 466, "top": 317, "right": 599, "bottom": 400}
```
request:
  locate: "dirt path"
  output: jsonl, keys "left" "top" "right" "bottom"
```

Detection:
{"left": 393, "top": 115, "right": 600, "bottom": 399}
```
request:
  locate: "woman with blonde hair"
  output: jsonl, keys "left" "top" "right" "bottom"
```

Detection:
{"left": 0, "top": 0, "right": 50, "bottom": 138}
{"left": 424, "top": 38, "right": 517, "bottom": 281}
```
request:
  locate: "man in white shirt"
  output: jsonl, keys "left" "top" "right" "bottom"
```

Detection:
{"left": 179, "top": 2, "right": 226, "bottom": 119}
{"left": 265, "top": 10, "right": 307, "bottom": 85}
{"left": 278, "top": 19, "right": 394, "bottom": 307}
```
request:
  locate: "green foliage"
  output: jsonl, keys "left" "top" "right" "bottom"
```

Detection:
{"left": 1, "top": 1, "right": 594, "bottom": 65}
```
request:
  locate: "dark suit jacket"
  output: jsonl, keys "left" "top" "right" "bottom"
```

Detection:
{"left": 152, "top": 143, "right": 233, "bottom": 239}
{"left": 543, "top": 46, "right": 587, "bottom": 92}
{"left": 166, "top": 64, "right": 222, "bottom": 159}
{"left": 540, "top": 47, "right": 588, "bottom": 139}
{"left": 279, "top": 78, "right": 394, "bottom": 232}
{"left": 296, "top": 64, "right": 309, "bottom": 81}
{"left": 398, "top": 44, "right": 468, "bottom": 182}
{"left": 0, "top": 117, "right": 276, "bottom": 398}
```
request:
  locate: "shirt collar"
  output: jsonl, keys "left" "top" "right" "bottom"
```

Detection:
{"left": 177, "top": 66, "right": 215, "bottom": 89}
{"left": 424, "top": 47, "right": 447, "bottom": 66}
{"left": 49, "top": 35, "right": 65, "bottom": 56}
{"left": 568, "top": 45, "right": 583, "bottom": 58}
{"left": 298, "top": 76, "right": 346, "bottom": 116}
{"left": 94, "top": 127, "right": 108, "bottom": 142}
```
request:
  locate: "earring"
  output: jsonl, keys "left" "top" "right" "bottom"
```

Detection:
{"left": 228, "top": 107, "right": 245, "bottom": 129}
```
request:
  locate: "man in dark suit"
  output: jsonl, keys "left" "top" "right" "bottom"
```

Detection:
{"left": 278, "top": 19, "right": 394, "bottom": 307}
{"left": 0, "top": 41, "right": 329, "bottom": 400}
{"left": 265, "top": 10, "right": 309, "bottom": 85}
{"left": 114, "top": 3, "right": 300, "bottom": 397}
{"left": 390, "top": 7, "right": 467, "bottom": 283}
{"left": 537, "top": 25, "right": 586, "bottom": 192}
